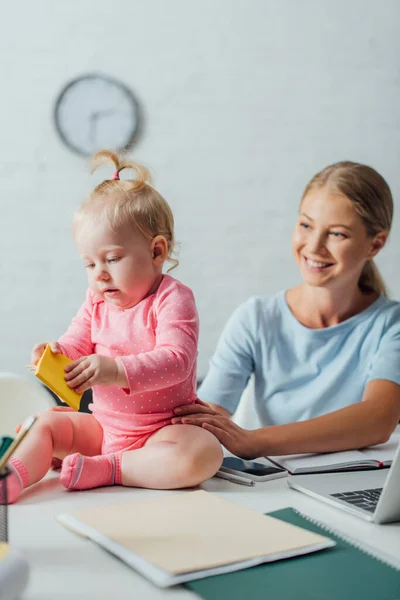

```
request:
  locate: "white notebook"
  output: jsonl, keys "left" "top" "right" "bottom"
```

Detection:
{"left": 268, "top": 431, "right": 400, "bottom": 475}
{"left": 57, "top": 490, "right": 334, "bottom": 587}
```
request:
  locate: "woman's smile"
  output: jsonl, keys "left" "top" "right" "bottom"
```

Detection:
{"left": 303, "top": 256, "right": 335, "bottom": 272}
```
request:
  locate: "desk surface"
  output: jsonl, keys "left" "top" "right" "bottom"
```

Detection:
{"left": 9, "top": 468, "right": 400, "bottom": 599}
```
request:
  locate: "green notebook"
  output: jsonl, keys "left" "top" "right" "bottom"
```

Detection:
{"left": 0, "top": 438, "right": 13, "bottom": 459}
{"left": 186, "top": 508, "right": 400, "bottom": 600}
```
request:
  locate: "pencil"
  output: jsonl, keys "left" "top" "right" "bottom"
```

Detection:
{"left": 214, "top": 471, "right": 255, "bottom": 487}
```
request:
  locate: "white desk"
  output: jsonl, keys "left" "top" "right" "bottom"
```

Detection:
{"left": 8, "top": 470, "right": 400, "bottom": 599}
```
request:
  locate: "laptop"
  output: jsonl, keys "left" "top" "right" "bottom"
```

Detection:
{"left": 287, "top": 438, "right": 400, "bottom": 523}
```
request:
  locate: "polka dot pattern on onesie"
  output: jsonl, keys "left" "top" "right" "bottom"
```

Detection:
{"left": 57, "top": 275, "right": 199, "bottom": 454}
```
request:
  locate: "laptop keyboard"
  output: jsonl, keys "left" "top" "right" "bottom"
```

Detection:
{"left": 330, "top": 487, "right": 383, "bottom": 513}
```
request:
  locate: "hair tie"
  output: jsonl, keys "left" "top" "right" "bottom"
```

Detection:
{"left": 112, "top": 171, "right": 120, "bottom": 181}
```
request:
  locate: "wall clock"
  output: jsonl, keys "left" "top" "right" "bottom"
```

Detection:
{"left": 54, "top": 73, "right": 140, "bottom": 156}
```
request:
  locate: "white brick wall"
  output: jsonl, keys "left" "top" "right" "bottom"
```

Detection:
{"left": 1, "top": 0, "right": 399, "bottom": 378}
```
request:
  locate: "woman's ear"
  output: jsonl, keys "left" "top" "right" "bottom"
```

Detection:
{"left": 151, "top": 236, "right": 168, "bottom": 266}
{"left": 368, "top": 231, "right": 388, "bottom": 259}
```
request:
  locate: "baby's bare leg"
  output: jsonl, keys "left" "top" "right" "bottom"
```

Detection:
{"left": 121, "top": 424, "right": 223, "bottom": 489}
{"left": 5, "top": 409, "right": 103, "bottom": 503}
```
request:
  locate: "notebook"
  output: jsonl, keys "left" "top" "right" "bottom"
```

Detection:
{"left": 268, "top": 430, "right": 400, "bottom": 474}
{"left": 0, "top": 438, "right": 13, "bottom": 460}
{"left": 56, "top": 490, "right": 334, "bottom": 587}
{"left": 187, "top": 508, "right": 400, "bottom": 600}
{"left": 33, "top": 345, "right": 82, "bottom": 410}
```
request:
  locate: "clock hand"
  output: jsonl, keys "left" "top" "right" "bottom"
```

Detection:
{"left": 89, "top": 112, "right": 99, "bottom": 147}
{"left": 89, "top": 109, "right": 119, "bottom": 150}
{"left": 92, "top": 109, "right": 119, "bottom": 149}
{"left": 96, "top": 108, "right": 115, "bottom": 118}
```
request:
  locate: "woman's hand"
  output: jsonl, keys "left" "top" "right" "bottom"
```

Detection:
{"left": 64, "top": 355, "right": 122, "bottom": 393}
{"left": 31, "top": 341, "right": 61, "bottom": 365}
{"left": 172, "top": 399, "right": 261, "bottom": 459}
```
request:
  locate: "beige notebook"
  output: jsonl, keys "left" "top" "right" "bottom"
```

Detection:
{"left": 57, "top": 490, "right": 334, "bottom": 587}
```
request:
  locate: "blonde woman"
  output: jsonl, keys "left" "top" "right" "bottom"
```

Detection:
{"left": 173, "top": 162, "right": 400, "bottom": 459}
{"left": 5, "top": 151, "right": 223, "bottom": 503}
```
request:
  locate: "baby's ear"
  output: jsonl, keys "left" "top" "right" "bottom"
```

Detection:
{"left": 151, "top": 236, "right": 168, "bottom": 265}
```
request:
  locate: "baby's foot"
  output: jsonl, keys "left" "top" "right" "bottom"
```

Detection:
{"left": 60, "top": 453, "right": 118, "bottom": 490}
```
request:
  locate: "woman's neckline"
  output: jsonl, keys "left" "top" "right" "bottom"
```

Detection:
{"left": 280, "top": 289, "right": 385, "bottom": 333}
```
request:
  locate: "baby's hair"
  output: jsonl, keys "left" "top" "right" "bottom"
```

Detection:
{"left": 73, "top": 150, "right": 178, "bottom": 270}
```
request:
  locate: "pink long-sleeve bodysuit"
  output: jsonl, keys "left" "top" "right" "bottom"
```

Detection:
{"left": 57, "top": 275, "right": 199, "bottom": 453}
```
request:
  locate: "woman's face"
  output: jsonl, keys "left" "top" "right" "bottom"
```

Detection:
{"left": 292, "top": 186, "right": 383, "bottom": 292}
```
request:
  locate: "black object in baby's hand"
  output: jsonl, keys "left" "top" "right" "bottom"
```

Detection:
{"left": 220, "top": 457, "right": 287, "bottom": 482}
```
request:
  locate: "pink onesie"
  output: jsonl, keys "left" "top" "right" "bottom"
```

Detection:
{"left": 57, "top": 275, "right": 199, "bottom": 453}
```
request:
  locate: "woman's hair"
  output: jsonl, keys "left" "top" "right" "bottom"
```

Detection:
{"left": 301, "top": 161, "right": 393, "bottom": 296}
{"left": 73, "top": 150, "right": 178, "bottom": 270}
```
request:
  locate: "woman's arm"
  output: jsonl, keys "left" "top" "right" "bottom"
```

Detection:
{"left": 196, "top": 298, "right": 258, "bottom": 415}
{"left": 252, "top": 379, "right": 400, "bottom": 456}
{"left": 182, "top": 298, "right": 400, "bottom": 457}
{"left": 173, "top": 379, "right": 400, "bottom": 458}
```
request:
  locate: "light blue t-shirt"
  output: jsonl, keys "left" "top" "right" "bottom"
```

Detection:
{"left": 198, "top": 292, "right": 400, "bottom": 425}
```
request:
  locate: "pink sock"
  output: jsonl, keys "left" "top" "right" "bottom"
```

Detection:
{"left": 1, "top": 458, "right": 29, "bottom": 504}
{"left": 60, "top": 452, "right": 122, "bottom": 491}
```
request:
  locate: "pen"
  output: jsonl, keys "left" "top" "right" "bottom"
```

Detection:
{"left": 214, "top": 471, "right": 255, "bottom": 487}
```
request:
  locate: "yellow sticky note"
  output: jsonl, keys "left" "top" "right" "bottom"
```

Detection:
{"left": 35, "top": 345, "right": 82, "bottom": 411}
{"left": 0, "top": 543, "right": 10, "bottom": 560}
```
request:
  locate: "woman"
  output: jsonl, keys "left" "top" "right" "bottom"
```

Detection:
{"left": 172, "top": 161, "right": 400, "bottom": 459}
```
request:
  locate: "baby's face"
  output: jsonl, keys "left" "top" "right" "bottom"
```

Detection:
{"left": 76, "top": 221, "right": 162, "bottom": 309}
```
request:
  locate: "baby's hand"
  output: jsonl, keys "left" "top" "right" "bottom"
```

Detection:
{"left": 64, "top": 355, "right": 126, "bottom": 393}
{"left": 31, "top": 341, "right": 61, "bottom": 365}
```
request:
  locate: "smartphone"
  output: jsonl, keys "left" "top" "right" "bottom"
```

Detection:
{"left": 219, "top": 457, "right": 287, "bottom": 482}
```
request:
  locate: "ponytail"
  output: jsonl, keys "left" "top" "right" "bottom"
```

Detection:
{"left": 90, "top": 150, "right": 151, "bottom": 192}
{"left": 358, "top": 259, "right": 387, "bottom": 297}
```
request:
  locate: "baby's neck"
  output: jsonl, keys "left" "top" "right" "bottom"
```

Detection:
{"left": 145, "top": 272, "right": 164, "bottom": 299}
